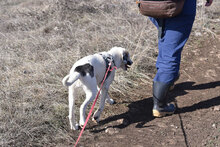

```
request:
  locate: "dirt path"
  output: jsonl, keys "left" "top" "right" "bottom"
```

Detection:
{"left": 1, "top": 1, "right": 219, "bottom": 146}
{"left": 71, "top": 37, "right": 220, "bottom": 147}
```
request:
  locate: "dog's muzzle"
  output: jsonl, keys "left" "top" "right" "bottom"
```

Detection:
{"left": 124, "top": 60, "right": 133, "bottom": 70}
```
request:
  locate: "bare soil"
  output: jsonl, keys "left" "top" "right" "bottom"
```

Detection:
{"left": 1, "top": 1, "right": 220, "bottom": 147}
{"left": 73, "top": 38, "right": 220, "bottom": 147}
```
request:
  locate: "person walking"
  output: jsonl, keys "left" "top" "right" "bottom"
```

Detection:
{"left": 150, "top": 0, "right": 214, "bottom": 117}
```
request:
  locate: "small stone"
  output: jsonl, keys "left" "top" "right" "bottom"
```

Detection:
{"left": 105, "top": 127, "right": 119, "bottom": 135}
{"left": 212, "top": 123, "right": 217, "bottom": 129}
{"left": 214, "top": 106, "right": 220, "bottom": 111}
{"left": 171, "top": 124, "right": 178, "bottom": 129}
{"left": 157, "top": 122, "right": 166, "bottom": 128}
{"left": 54, "top": 26, "right": 59, "bottom": 31}
{"left": 117, "top": 119, "right": 123, "bottom": 124}
{"left": 116, "top": 135, "right": 126, "bottom": 139}
{"left": 195, "top": 32, "right": 202, "bottom": 37}
{"left": 117, "top": 119, "right": 129, "bottom": 126}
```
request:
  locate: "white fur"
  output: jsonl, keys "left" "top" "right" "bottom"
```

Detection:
{"left": 62, "top": 47, "right": 132, "bottom": 130}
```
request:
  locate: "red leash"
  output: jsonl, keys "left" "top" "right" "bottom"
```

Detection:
{"left": 74, "top": 62, "right": 117, "bottom": 147}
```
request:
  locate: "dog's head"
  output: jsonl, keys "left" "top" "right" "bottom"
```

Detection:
{"left": 109, "top": 47, "right": 133, "bottom": 71}
{"left": 121, "top": 50, "right": 133, "bottom": 70}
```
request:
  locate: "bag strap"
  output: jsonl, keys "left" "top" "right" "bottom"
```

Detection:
{"left": 157, "top": 18, "right": 165, "bottom": 39}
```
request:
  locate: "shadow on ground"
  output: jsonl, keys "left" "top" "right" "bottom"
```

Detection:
{"left": 172, "top": 81, "right": 220, "bottom": 114}
{"left": 91, "top": 81, "right": 220, "bottom": 133}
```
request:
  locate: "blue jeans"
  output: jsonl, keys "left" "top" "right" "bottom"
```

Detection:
{"left": 150, "top": 6, "right": 196, "bottom": 84}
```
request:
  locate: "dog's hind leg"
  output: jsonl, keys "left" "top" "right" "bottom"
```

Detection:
{"left": 68, "top": 85, "right": 79, "bottom": 130}
{"left": 79, "top": 77, "right": 98, "bottom": 127}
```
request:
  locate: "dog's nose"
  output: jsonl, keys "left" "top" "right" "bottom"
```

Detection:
{"left": 127, "top": 60, "right": 133, "bottom": 65}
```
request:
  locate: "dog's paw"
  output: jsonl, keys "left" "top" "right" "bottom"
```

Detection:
{"left": 79, "top": 122, "right": 85, "bottom": 128}
{"left": 106, "top": 98, "right": 115, "bottom": 105}
{"left": 80, "top": 124, "right": 84, "bottom": 129}
{"left": 92, "top": 116, "right": 100, "bottom": 124}
{"left": 71, "top": 123, "right": 79, "bottom": 130}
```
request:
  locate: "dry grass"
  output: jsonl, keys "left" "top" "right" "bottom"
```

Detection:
{"left": 0, "top": 0, "right": 219, "bottom": 146}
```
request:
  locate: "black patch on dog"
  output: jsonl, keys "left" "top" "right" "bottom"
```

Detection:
{"left": 123, "top": 51, "right": 129, "bottom": 61}
{"left": 75, "top": 63, "right": 94, "bottom": 77}
{"left": 123, "top": 51, "right": 132, "bottom": 66}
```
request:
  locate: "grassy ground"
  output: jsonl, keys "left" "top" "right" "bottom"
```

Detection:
{"left": 0, "top": 0, "right": 219, "bottom": 146}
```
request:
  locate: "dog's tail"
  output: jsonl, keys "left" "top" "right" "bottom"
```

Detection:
{"left": 62, "top": 72, "right": 80, "bottom": 86}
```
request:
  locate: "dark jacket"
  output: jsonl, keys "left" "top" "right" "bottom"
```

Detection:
{"left": 182, "top": 0, "right": 196, "bottom": 15}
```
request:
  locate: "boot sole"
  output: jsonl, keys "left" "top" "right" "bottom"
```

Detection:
{"left": 153, "top": 109, "right": 174, "bottom": 117}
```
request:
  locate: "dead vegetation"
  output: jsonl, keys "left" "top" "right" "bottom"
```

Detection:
{"left": 0, "top": 0, "right": 219, "bottom": 146}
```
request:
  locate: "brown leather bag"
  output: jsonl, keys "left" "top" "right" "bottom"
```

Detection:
{"left": 137, "top": 0, "right": 185, "bottom": 18}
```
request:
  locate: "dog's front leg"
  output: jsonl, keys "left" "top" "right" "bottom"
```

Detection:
{"left": 106, "top": 93, "right": 115, "bottom": 105}
{"left": 93, "top": 87, "right": 108, "bottom": 123}
{"left": 97, "top": 87, "right": 114, "bottom": 105}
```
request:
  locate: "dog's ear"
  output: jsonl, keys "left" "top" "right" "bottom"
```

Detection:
{"left": 123, "top": 51, "right": 129, "bottom": 63}
{"left": 123, "top": 51, "right": 133, "bottom": 66}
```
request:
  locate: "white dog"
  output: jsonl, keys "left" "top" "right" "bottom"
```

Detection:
{"left": 62, "top": 47, "right": 133, "bottom": 130}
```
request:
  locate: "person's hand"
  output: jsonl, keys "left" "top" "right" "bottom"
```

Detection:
{"left": 205, "top": 0, "right": 213, "bottom": 6}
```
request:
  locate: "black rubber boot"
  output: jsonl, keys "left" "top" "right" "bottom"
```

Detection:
{"left": 152, "top": 81, "right": 176, "bottom": 117}
{"left": 169, "top": 73, "right": 180, "bottom": 91}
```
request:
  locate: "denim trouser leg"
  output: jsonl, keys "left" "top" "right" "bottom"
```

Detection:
{"left": 150, "top": 15, "right": 195, "bottom": 84}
